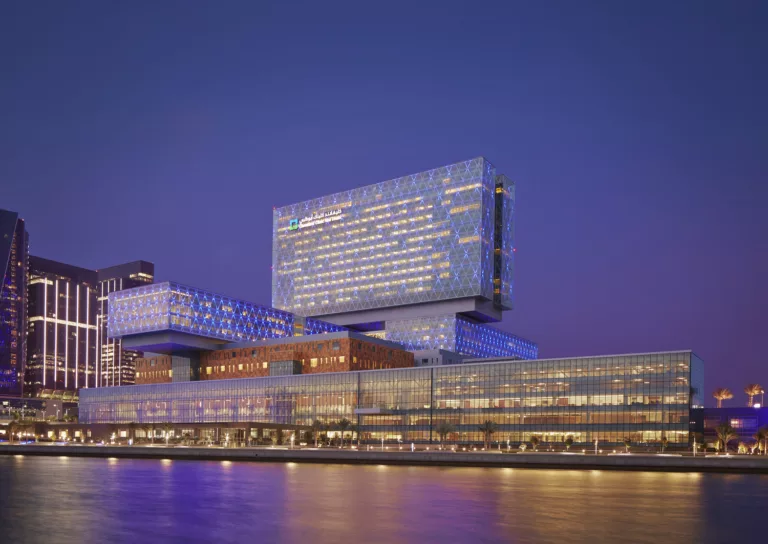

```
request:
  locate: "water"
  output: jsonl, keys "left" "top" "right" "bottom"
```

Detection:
{"left": 0, "top": 456, "right": 766, "bottom": 544}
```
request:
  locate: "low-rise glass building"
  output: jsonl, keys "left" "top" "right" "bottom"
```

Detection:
{"left": 80, "top": 350, "right": 703, "bottom": 445}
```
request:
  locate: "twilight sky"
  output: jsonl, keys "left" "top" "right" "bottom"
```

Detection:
{"left": 1, "top": 1, "right": 766, "bottom": 405}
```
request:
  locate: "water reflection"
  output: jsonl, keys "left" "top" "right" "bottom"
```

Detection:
{"left": 0, "top": 457, "right": 766, "bottom": 544}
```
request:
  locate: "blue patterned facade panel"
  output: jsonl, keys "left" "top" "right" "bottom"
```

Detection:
{"left": 383, "top": 315, "right": 537, "bottom": 360}
{"left": 454, "top": 317, "right": 537, "bottom": 360}
{"left": 272, "top": 157, "right": 502, "bottom": 317}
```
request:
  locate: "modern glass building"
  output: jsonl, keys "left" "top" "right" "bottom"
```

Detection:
{"left": 24, "top": 257, "right": 155, "bottom": 398}
{"left": 385, "top": 315, "right": 537, "bottom": 360}
{"left": 271, "top": 157, "right": 535, "bottom": 359}
{"left": 0, "top": 209, "right": 28, "bottom": 397}
{"left": 80, "top": 350, "right": 703, "bottom": 445}
{"left": 96, "top": 260, "right": 154, "bottom": 387}
{"left": 108, "top": 281, "right": 346, "bottom": 344}
{"left": 25, "top": 256, "right": 99, "bottom": 397}
{"left": 272, "top": 157, "right": 511, "bottom": 315}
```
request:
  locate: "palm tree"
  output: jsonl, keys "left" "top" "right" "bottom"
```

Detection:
{"left": 478, "top": 420, "right": 496, "bottom": 449}
{"left": 712, "top": 388, "right": 733, "bottom": 408}
{"left": 141, "top": 424, "right": 154, "bottom": 444}
{"left": 564, "top": 435, "right": 574, "bottom": 451}
{"left": 753, "top": 430, "right": 766, "bottom": 455}
{"left": 310, "top": 419, "right": 325, "bottom": 447}
{"left": 126, "top": 422, "right": 137, "bottom": 444}
{"left": 435, "top": 421, "right": 456, "bottom": 449}
{"left": 714, "top": 423, "right": 738, "bottom": 454}
{"left": 6, "top": 421, "right": 17, "bottom": 443}
{"left": 744, "top": 384, "right": 763, "bottom": 407}
{"left": 758, "top": 426, "right": 768, "bottom": 455}
{"left": 337, "top": 418, "right": 352, "bottom": 448}
{"left": 161, "top": 423, "right": 174, "bottom": 445}
{"left": 623, "top": 437, "right": 631, "bottom": 453}
{"left": 349, "top": 423, "right": 360, "bottom": 447}
{"left": 530, "top": 435, "right": 540, "bottom": 452}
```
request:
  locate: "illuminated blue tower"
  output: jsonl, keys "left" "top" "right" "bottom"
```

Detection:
{"left": 271, "top": 158, "right": 537, "bottom": 360}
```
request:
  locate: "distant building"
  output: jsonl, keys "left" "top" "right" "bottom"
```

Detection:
{"left": 25, "top": 256, "right": 99, "bottom": 398}
{"left": 0, "top": 209, "right": 29, "bottom": 397}
{"left": 271, "top": 157, "right": 537, "bottom": 360}
{"left": 692, "top": 406, "right": 768, "bottom": 449}
{"left": 95, "top": 261, "right": 154, "bottom": 387}
{"left": 24, "top": 258, "right": 154, "bottom": 399}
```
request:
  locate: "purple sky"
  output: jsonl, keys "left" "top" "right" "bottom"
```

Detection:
{"left": 1, "top": 1, "right": 766, "bottom": 405}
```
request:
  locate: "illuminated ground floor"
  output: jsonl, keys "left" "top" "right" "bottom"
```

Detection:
{"left": 79, "top": 350, "right": 703, "bottom": 446}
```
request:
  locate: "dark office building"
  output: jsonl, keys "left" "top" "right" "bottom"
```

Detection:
{"left": 96, "top": 261, "right": 154, "bottom": 387}
{"left": 0, "top": 210, "right": 29, "bottom": 397}
{"left": 692, "top": 406, "right": 768, "bottom": 450}
{"left": 25, "top": 256, "right": 99, "bottom": 398}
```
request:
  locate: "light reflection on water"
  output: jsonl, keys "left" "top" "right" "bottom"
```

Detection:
{"left": 1, "top": 457, "right": 766, "bottom": 544}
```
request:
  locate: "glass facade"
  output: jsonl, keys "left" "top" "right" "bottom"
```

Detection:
{"left": 108, "top": 282, "right": 345, "bottom": 342}
{"left": 272, "top": 157, "right": 512, "bottom": 317}
{"left": 0, "top": 209, "right": 28, "bottom": 397}
{"left": 383, "top": 315, "right": 537, "bottom": 359}
{"left": 96, "top": 261, "right": 155, "bottom": 387}
{"left": 25, "top": 257, "right": 98, "bottom": 397}
{"left": 80, "top": 351, "right": 702, "bottom": 445}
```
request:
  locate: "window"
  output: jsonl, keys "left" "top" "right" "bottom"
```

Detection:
{"left": 730, "top": 418, "right": 757, "bottom": 430}
{"left": 238, "top": 364, "right": 243, "bottom": 371}
{"left": 262, "top": 362, "right": 268, "bottom": 369}
{"left": 332, "top": 342, "right": 340, "bottom": 351}
{"left": 251, "top": 350, "right": 257, "bottom": 357}
{"left": 232, "top": 351, "right": 237, "bottom": 358}
{"left": 339, "top": 356, "right": 345, "bottom": 363}
{"left": 206, "top": 367, "right": 212, "bottom": 375}
{"left": 220, "top": 366, "right": 225, "bottom": 372}
{"left": 168, "top": 370, "right": 173, "bottom": 377}
{"left": 311, "top": 358, "right": 318, "bottom": 368}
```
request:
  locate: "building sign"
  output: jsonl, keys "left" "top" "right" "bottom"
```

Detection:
{"left": 289, "top": 209, "right": 343, "bottom": 230}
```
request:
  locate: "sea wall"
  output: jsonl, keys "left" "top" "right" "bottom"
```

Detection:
{"left": 2, "top": 444, "right": 768, "bottom": 474}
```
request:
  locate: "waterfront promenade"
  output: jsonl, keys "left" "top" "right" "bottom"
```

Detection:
{"left": 2, "top": 444, "right": 767, "bottom": 474}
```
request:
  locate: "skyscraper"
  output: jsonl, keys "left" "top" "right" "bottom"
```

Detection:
{"left": 96, "top": 261, "right": 154, "bottom": 386}
{"left": 25, "top": 256, "right": 98, "bottom": 398}
{"left": 272, "top": 158, "right": 536, "bottom": 359}
{"left": 0, "top": 209, "right": 29, "bottom": 397}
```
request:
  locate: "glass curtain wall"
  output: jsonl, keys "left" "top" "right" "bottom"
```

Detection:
{"left": 80, "top": 351, "right": 697, "bottom": 445}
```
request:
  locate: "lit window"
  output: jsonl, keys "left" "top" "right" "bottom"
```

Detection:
{"left": 339, "top": 356, "right": 345, "bottom": 363}
{"left": 262, "top": 362, "right": 268, "bottom": 369}
{"left": 220, "top": 366, "right": 225, "bottom": 372}
{"left": 311, "top": 358, "right": 318, "bottom": 368}
{"left": 238, "top": 364, "right": 243, "bottom": 371}
{"left": 206, "top": 367, "right": 212, "bottom": 375}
